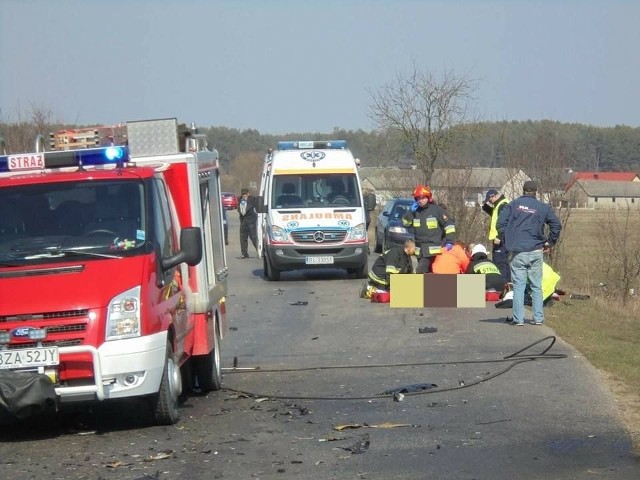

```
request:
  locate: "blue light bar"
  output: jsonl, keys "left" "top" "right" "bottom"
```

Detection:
{"left": 0, "top": 146, "right": 128, "bottom": 173}
{"left": 277, "top": 140, "right": 347, "bottom": 151}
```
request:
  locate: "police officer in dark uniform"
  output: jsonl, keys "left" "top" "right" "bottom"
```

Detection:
{"left": 482, "top": 189, "right": 510, "bottom": 283}
{"left": 402, "top": 185, "right": 456, "bottom": 274}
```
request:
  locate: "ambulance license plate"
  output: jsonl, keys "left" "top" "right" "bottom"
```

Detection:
{"left": 305, "top": 256, "right": 334, "bottom": 265}
{"left": 0, "top": 347, "right": 59, "bottom": 369}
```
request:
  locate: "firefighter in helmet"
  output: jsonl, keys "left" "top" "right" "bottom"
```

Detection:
{"left": 402, "top": 185, "right": 456, "bottom": 273}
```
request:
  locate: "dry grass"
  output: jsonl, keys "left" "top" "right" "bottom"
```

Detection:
{"left": 546, "top": 209, "right": 640, "bottom": 450}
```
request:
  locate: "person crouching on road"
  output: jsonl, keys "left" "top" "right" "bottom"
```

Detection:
{"left": 402, "top": 185, "right": 456, "bottom": 274}
{"left": 359, "top": 239, "right": 416, "bottom": 299}
{"left": 431, "top": 240, "right": 470, "bottom": 274}
{"left": 466, "top": 243, "right": 506, "bottom": 292}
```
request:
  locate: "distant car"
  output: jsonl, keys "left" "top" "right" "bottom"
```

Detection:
{"left": 222, "top": 207, "right": 229, "bottom": 245}
{"left": 374, "top": 197, "right": 414, "bottom": 253}
{"left": 221, "top": 192, "right": 238, "bottom": 210}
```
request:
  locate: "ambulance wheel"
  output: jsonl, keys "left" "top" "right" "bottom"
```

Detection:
{"left": 151, "top": 341, "right": 181, "bottom": 425}
{"left": 193, "top": 323, "right": 222, "bottom": 392}
{"left": 264, "top": 255, "right": 281, "bottom": 281}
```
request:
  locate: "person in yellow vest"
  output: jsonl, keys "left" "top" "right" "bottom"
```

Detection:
{"left": 482, "top": 189, "right": 510, "bottom": 283}
{"left": 496, "top": 262, "right": 562, "bottom": 309}
{"left": 526, "top": 262, "right": 562, "bottom": 306}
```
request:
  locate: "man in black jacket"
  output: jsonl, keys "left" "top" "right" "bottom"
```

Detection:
{"left": 402, "top": 185, "right": 456, "bottom": 274}
{"left": 238, "top": 188, "right": 258, "bottom": 258}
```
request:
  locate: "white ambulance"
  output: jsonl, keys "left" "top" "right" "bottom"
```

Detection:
{"left": 257, "top": 140, "right": 376, "bottom": 281}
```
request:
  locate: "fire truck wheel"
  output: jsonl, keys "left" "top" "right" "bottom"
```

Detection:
{"left": 264, "top": 254, "right": 281, "bottom": 281}
{"left": 193, "top": 324, "right": 222, "bottom": 392}
{"left": 151, "top": 341, "right": 182, "bottom": 425}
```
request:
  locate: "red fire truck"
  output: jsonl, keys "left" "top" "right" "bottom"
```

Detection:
{"left": 0, "top": 118, "right": 228, "bottom": 425}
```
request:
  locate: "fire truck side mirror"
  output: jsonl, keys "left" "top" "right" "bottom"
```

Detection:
{"left": 256, "top": 195, "right": 267, "bottom": 213}
{"left": 161, "top": 227, "right": 203, "bottom": 270}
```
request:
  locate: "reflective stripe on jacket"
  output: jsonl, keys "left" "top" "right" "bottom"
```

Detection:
{"left": 466, "top": 253, "right": 505, "bottom": 291}
{"left": 369, "top": 246, "right": 413, "bottom": 287}
{"left": 473, "top": 260, "right": 501, "bottom": 275}
{"left": 488, "top": 197, "right": 508, "bottom": 240}
{"left": 401, "top": 203, "right": 455, "bottom": 258}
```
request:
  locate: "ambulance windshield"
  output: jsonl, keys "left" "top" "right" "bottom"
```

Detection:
{"left": 0, "top": 180, "right": 146, "bottom": 263}
{"left": 272, "top": 174, "right": 361, "bottom": 209}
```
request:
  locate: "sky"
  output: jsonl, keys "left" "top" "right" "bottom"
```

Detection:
{"left": 1, "top": 0, "right": 639, "bottom": 135}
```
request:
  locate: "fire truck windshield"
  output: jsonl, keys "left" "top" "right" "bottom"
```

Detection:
{"left": 0, "top": 179, "right": 146, "bottom": 263}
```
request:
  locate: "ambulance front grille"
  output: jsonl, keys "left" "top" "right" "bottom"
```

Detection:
{"left": 290, "top": 229, "right": 347, "bottom": 244}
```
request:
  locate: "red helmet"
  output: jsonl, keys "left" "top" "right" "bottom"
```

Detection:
{"left": 413, "top": 185, "right": 432, "bottom": 200}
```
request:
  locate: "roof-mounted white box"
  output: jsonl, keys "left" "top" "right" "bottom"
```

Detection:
{"left": 127, "top": 118, "right": 179, "bottom": 157}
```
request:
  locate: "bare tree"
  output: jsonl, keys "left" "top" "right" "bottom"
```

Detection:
{"left": 0, "top": 105, "right": 57, "bottom": 152}
{"left": 502, "top": 123, "right": 575, "bottom": 267}
{"left": 227, "top": 151, "right": 264, "bottom": 193}
{"left": 368, "top": 66, "right": 478, "bottom": 183}
{"left": 596, "top": 204, "right": 640, "bottom": 306}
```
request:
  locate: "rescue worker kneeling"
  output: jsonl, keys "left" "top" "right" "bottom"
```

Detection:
{"left": 466, "top": 243, "right": 505, "bottom": 292}
{"left": 495, "top": 262, "right": 562, "bottom": 309}
{"left": 359, "top": 239, "right": 416, "bottom": 299}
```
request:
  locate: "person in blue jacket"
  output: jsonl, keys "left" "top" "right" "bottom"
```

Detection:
{"left": 497, "top": 180, "right": 562, "bottom": 326}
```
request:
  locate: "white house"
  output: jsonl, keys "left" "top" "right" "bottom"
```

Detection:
{"left": 566, "top": 179, "right": 640, "bottom": 209}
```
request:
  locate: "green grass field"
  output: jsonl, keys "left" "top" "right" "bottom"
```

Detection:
{"left": 546, "top": 209, "right": 640, "bottom": 448}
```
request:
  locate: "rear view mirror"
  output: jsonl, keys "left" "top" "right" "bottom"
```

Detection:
{"left": 363, "top": 192, "right": 377, "bottom": 211}
{"left": 256, "top": 195, "right": 266, "bottom": 213}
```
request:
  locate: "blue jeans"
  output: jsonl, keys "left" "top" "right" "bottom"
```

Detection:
{"left": 510, "top": 250, "right": 544, "bottom": 324}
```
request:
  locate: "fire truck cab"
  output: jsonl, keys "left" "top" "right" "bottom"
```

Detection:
{"left": 0, "top": 118, "right": 228, "bottom": 425}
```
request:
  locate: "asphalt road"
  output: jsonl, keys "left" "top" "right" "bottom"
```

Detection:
{"left": 0, "top": 215, "right": 637, "bottom": 480}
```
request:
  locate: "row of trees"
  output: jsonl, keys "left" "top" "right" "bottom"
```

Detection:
{"left": 2, "top": 67, "right": 639, "bottom": 301}
{"left": 2, "top": 105, "right": 639, "bottom": 179}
